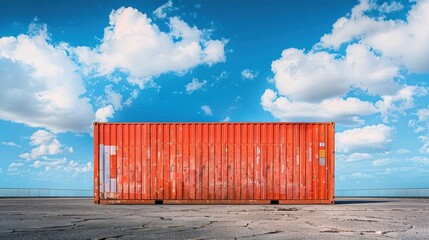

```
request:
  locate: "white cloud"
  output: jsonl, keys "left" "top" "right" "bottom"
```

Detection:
{"left": 339, "top": 152, "right": 372, "bottom": 162}
{"left": 378, "top": 1, "right": 404, "bottom": 13}
{"left": 185, "top": 78, "right": 207, "bottom": 93}
{"left": 396, "top": 148, "right": 410, "bottom": 154}
{"left": 8, "top": 162, "right": 24, "bottom": 172}
{"left": 153, "top": 0, "right": 176, "bottom": 19}
{"left": 417, "top": 106, "right": 429, "bottom": 122}
{"left": 19, "top": 130, "right": 72, "bottom": 160}
{"left": 222, "top": 116, "right": 231, "bottom": 122}
{"left": 408, "top": 156, "right": 429, "bottom": 165}
{"left": 214, "top": 70, "right": 228, "bottom": 80}
{"left": 30, "top": 156, "right": 92, "bottom": 173}
{"left": 418, "top": 136, "right": 429, "bottom": 154}
{"left": 372, "top": 158, "right": 393, "bottom": 166}
{"left": 227, "top": 96, "right": 241, "bottom": 113}
{"left": 0, "top": 25, "right": 94, "bottom": 133}
{"left": 30, "top": 156, "right": 93, "bottom": 174}
{"left": 380, "top": 166, "right": 429, "bottom": 175}
{"left": 262, "top": 43, "right": 415, "bottom": 125}
{"left": 336, "top": 124, "right": 393, "bottom": 153}
{"left": 319, "top": 0, "right": 429, "bottom": 73}
{"left": 351, "top": 172, "right": 374, "bottom": 179}
{"left": 103, "top": 85, "right": 123, "bottom": 110}
{"left": 95, "top": 105, "right": 115, "bottom": 122}
{"left": 75, "top": 7, "right": 227, "bottom": 88}
{"left": 271, "top": 45, "right": 400, "bottom": 102}
{"left": 201, "top": 105, "right": 212, "bottom": 116}
{"left": 21, "top": 156, "right": 93, "bottom": 174}
{"left": 65, "top": 161, "right": 92, "bottom": 173}
{"left": 1, "top": 141, "right": 20, "bottom": 148}
{"left": 0, "top": 168, "right": 2, "bottom": 174}
{"left": 376, "top": 85, "right": 427, "bottom": 122}
{"left": 264, "top": 0, "right": 429, "bottom": 127}
{"left": 408, "top": 105, "right": 429, "bottom": 133}
{"left": 241, "top": 69, "right": 258, "bottom": 80}
{"left": 271, "top": 48, "right": 347, "bottom": 102}
{"left": 261, "top": 89, "right": 377, "bottom": 125}
{"left": 408, "top": 119, "right": 426, "bottom": 133}
{"left": 318, "top": 0, "right": 390, "bottom": 50}
{"left": 32, "top": 157, "right": 67, "bottom": 171}
{"left": 124, "top": 89, "right": 139, "bottom": 107}
{"left": 29, "top": 129, "right": 56, "bottom": 145}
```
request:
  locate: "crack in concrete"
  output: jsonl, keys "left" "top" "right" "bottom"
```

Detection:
{"left": 192, "top": 221, "right": 216, "bottom": 230}
{"left": 9, "top": 224, "right": 75, "bottom": 233}
{"left": 242, "top": 222, "right": 253, "bottom": 230}
{"left": 95, "top": 233, "right": 132, "bottom": 240}
{"left": 320, "top": 224, "right": 414, "bottom": 236}
{"left": 305, "top": 221, "right": 317, "bottom": 227}
{"left": 238, "top": 230, "right": 284, "bottom": 239}
{"left": 344, "top": 218, "right": 379, "bottom": 223}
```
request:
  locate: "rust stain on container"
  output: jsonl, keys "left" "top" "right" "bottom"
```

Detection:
{"left": 94, "top": 122, "right": 335, "bottom": 204}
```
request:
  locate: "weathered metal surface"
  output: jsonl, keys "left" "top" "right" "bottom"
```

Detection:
{"left": 94, "top": 122, "right": 335, "bottom": 204}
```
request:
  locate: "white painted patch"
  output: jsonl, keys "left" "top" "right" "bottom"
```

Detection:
{"left": 99, "top": 144, "right": 117, "bottom": 195}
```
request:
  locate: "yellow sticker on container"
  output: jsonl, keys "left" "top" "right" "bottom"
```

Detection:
{"left": 319, "top": 150, "right": 326, "bottom": 158}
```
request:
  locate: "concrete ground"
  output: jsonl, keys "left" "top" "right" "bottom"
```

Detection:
{"left": 0, "top": 198, "right": 428, "bottom": 239}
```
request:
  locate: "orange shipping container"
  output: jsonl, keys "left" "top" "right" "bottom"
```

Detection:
{"left": 94, "top": 122, "right": 335, "bottom": 204}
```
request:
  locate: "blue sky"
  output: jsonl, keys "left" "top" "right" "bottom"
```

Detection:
{"left": 1, "top": 0, "right": 429, "bottom": 190}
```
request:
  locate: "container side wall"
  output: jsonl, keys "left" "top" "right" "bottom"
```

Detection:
{"left": 95, "top": 122, "right": 335, "bottom": 204}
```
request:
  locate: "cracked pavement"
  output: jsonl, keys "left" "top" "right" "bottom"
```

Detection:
{"left": 0, "top": 198, "right": 428, "bottom": 239}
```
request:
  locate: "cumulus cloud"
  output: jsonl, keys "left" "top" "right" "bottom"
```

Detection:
{"left": 408, "top": 104, "right": 429, "bottom": 133}
{"left": 75, "top": 7, "right": 227, "bottom": 88}
{"left": 351, "top": 172, "right": 373, "bottom": 179}
{"left": 262, "top": 0, "right": 429, "bottom": 126}
{"left": 65, "top": 161, "right": 92, "bottom": 173}
{"left": 376, "top": 85, "right": 427, "bottom": 122}
{"left": 103, "top": 85, "right": 123, "bottom": 110}
{"left": 19, "top": 130, "right": 73, "bottom": 160}
{"left": 261, "top": 89, "right": 377, "bottom": 125}
{"left": 153, "top": 0, "right": 176, "bottom": 19}
{"left": 319, "top": 0, "right": 429, "bottom": 73}
{"left": 32, "top": 157, "right": 67, "bottom": 171}
{"left": 339, "top": 152, "right": 372, "bottom": 162}
{"left": 417, "top": 106, "right": 429, "bottom": 122}
{"left": 371, "top": 158, "right": 393, "bottom": 166}
{"left": 31, "top": 156, "right": 92, "bottom": 173}
{"left": 241, "top": 69, "right": 258, "bottom": 80}
{"left": 271, "top": 45, "right": 400, "bottom": 102}
{"left": 95, "top": 105, "right": 115, "bottom": 122}
{"left": 0, "top": 26, "right": 94, "bottom": 133}
{"left": 8, "top": 162, "right": 24, "bottom": 173}
{"left": 378, "top": 1, "right": 404, "bottom": 13}
{"left": 418, "top": 136, "right": 429, "bottom": 154}
{"left": 396, "top": 148, "right": 410, "bottom": 154}
{"left": 201, "top": 105, "right": 212, "bottom": 116}
{"left": 1, "top": 141, "right": 20, "bottom": 148}
{"left": 124, "top": 89, "right": 139, "bottom": 107}
{"left": 96, "top": 85, "right": 139, "bottom": 110}
{"left": 377, "top": 1, "right": 404, "bottom": 13}
{"left": 222, "top": 116, "right": 231, "bottom": 122}
{"left": 408, "top": 156, "right": 429, "bottom": 165}
{"left": 185, "top": 78, "right": 207, "bottom": 93}
{"left": 336, "top": 124, "right": 393, "bottom": 153}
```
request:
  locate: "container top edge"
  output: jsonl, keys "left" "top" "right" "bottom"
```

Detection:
{"left": 94, "top": 121, "right": 335, "bottom": 125}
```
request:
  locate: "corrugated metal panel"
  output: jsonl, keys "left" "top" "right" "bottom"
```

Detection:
{"left": 94, "top": 122, "right": 335, "bottom": 204}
